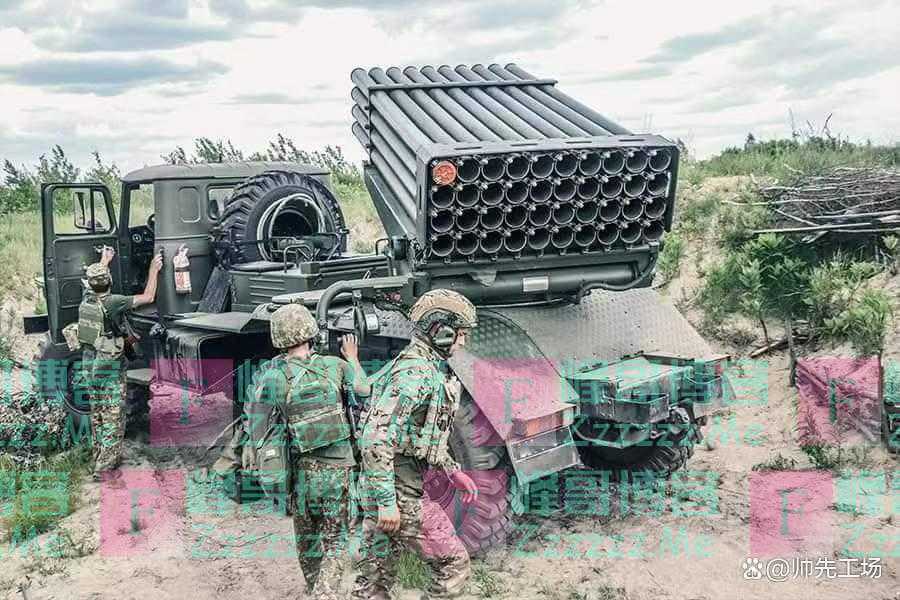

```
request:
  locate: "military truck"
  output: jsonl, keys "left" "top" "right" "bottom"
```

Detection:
{"left": 27, "top": 64, "right": 730, "bottom": 553}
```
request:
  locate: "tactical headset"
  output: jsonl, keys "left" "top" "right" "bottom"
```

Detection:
{"left": 415, "top": 310, "right": 469, "bottom": 353}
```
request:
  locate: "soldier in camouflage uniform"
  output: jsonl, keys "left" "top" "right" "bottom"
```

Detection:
{"left": 248, "top": 303, "right": 370, "bottom": 600}
{"left": 353, "top": 289, "right": 479, "bottom": 600}
{"left": 76, "top": 247, "right": 161, "bottom": 480}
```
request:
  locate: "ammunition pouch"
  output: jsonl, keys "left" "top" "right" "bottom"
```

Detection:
{"left": 255, "top": 417, "right": 292, "bottom": 513}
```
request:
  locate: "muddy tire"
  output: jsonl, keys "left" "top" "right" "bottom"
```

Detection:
{"left": 219, "top": 170, "right": 345, "bottom": 265}
{"left": 424, "top": 392, "right": 514, "bottom": 555}
{"left": 578, "top": 422, "right": 698, "bottom": 481}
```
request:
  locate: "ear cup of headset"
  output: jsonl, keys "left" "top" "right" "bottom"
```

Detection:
{"left": 430, "top": 323, "right": 458, "bottom": 349}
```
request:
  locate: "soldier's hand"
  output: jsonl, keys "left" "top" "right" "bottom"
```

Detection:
{"left": 376, "top": 505, "right": 401, "bottom": 533}
{"left": 101, "top": 246, "right": 116, "bottom": 265}
{"left": 149, "top": 254, "right": 163, "bottom": 274}
{"left": 341, "top": 333, "right": 359, "bottom": 361}
{"left": 450, "top": 471, "right": 478, "bottom": 504}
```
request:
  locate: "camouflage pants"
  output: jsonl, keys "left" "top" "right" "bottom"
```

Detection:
{"left": 89, "top": 378, "right": 126, "bottom": 473}
{"left": 74, "top": 350, "right": 127, "bottom": 477}
{"left": 292, "top": 461, "right": 353, "bottom": 600}
{"left": 353, "top": 459, "right": 470, "bottom": 599}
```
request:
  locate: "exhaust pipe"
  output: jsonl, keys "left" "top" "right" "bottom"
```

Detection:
{"left": 601, "top": 176, "right": 624, "bottom": 198}
{"left": 624, "top": 174, "right": 647, "bottom": 198}
{"left": 552, "top": 202, "right": 576, "bottom": 225}
{"left": 457, "top": 183, "right": 480, "bottom": 207}
{"left": 643, "top": 219, "right": 665, "bottom": 242}
{"left": 599, "top": 199, "right": 621, "bottom": 222}
{"left": 576, "top": 200, "right": 599, "bottom": 223}
{"left": 456, "top": 208, "right": 480, "bottom": 232}
{"left": 527, "top": 227, "right": 551, "bottom": 251}
{"left": 596, "top": 223, "right": 619, "bottom": 246}
{"left": 480, "top": 206, "right": 504, "bottom": 230}
{"left": 647, "top": 172, "right": 669, "bottom": 196}
{"left": 430, "top": 209, "right": 455, "bottom": 233}
{"left": 480, "top": 155, "right": 506, "bottom": 182}
{"left": 456, "top": 232, "right": 479, "bottom": 256}
{"left": 506, "top": 154, "right": 531, "bottom": 180}
{"left": 530, "top": 179, "right": 553, "bottom": 203}
{"left": 528, "top": 203, "right": 552, "bottom": 227}
{"left": 574, "top": 224, "right": 596, "bottom": 248}
{"left": 456, "top": 156, "right": 480, "bottom": 183}
{"left": 505, "top": 204, "right": 529, "bottom": 228}
{"left": 431, "top": 234, "right": 455, "bottom": 257}
{"left": 553, "top": 177, "right": 577, "bottom": 202}
{"left": 554, "top": 152, "right": 578, "bottom": 177}
{"left": 482, "top": 181, "right": 505, "bottom": 206}
{"left": 431, "top": 185, "right": 455, "bottom": 209}
{"left": 551, "top": 225, "right": 575, "bottom": 249}
{"left": 649, "top": 149, "right": 672, "bottom": 172}
{"left": 601, "top": 150, "right": 625, "bottom": 175}
{"left": 577, "top": 176, "right": 600, "bottom": 199}
{"left": 479, "top": 229, "right": 504, "bottom": 254}
{"left": 644, "top": 195, "right": 667, "bottom": 219}
{"left": 620, "top": 220, "right": 643, "bottom": 244}
{"left": 506, "top": 180, "right": 530, "bottom": 204}
{"left": 578, "top": 151, "right": 603, "bottom": 176}
{"left": 625, "top": 149, "right": 650, "bottom": 173}
{"left": 503, "top": 228, "right": 528, "bottom": 253}
{"left": 530, "top": 154, "right": 555, "bottom": 178}
{"left": 621, "top": 198, "right": 644, "bottom": 221}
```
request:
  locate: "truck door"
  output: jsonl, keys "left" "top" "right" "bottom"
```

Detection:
{"left": 42, "top": 183, "right": 120, "bottom": 343}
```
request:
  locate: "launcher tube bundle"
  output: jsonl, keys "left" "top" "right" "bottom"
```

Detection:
{"left": 352, "top": 63, "right": 679, "bottom": 298}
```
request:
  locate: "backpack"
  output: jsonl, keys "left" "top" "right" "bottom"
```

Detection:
{"left": 251, "top": 356, "right": 353, "bottom": 511}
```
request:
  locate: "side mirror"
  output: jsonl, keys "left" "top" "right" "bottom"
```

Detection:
{"left": 73, "top": 190, "right": 89, "bottom": 230}
{"left": 72, "top": 189, "right": 106, "bottom": 231}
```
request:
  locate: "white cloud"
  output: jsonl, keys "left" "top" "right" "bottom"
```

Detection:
{"left": 0, "top": 0, "right": 896, "bottom": 176}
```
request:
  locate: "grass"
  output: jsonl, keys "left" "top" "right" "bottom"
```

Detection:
{"left": 752, "top": 453, "right": 798, "bottom": 471}
{"left": 471, "top": 563, "right": 505, "bottom": 598}
{"left": 800, "top": 444, "right": 872, "bottom": 471}
{"left": 0, "top": 212, "right": 43, "bottom": 300}
{"left": 334, "top": 180, "right": 384, "bottom": 253}
{"left": 656, "top": 231, "right": 685, "bottom": 283}
{"left": 0, "top": 445, "right": 93, "bottom": 542}
{"left": 690, "top": 138, "right": 899, "bottom": 181}
{"left": 395, "top": 550, "right": 431, "bottom": 590}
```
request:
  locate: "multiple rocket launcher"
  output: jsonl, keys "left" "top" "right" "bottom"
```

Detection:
{"left": 351, "top": 64, "right": 678, "bottom": 264}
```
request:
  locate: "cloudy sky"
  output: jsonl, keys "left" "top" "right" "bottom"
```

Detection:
{"left": 0, "top": 0, "right": 897, "bottom": 173}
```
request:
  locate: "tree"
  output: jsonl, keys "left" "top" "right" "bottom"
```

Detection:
{"left": 85, "top": 151, "right": 122, "bottom": 204}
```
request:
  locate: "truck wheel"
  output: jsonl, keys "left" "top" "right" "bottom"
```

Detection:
{"left": 424, "top": 391, "right": 513, "bottom": 555}
{"left": 34, "top": 334, "right": 87, "bottom": 448}
{"left": 219, "top": 170, "right": 346, "bottom": 264}
{"left": 577, "top": 417, "right": 699, "bottom": 481}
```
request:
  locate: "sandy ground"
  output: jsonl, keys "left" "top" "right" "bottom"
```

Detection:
{"left": 1, "top": 351, "right": 896, "bottom": 600}
{"left": 1, "top": 177, "right": 898, "bottom": 599}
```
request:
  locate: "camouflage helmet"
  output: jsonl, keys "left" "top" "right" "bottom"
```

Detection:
{"left": 85, "top": 262, "right": 111, "bottom": 287}
{"left": 409, "top": 289, "right": 477, "bottom": 340}
{"left": 270, "top": 303, "right": 319, "bottom": 349}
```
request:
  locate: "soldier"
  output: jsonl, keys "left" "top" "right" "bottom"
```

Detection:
{"left": 76, "top": 247, "right": 162, "bottom": 480}
{"left": 353, "top": 289, "right": 479, "bottom": 600}
{"left": 249, "top": 303, "right": 370, "bottom": 600}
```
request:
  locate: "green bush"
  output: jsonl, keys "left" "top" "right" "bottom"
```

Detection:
{"left": 657, "top": 231, "right": 685, "bottom": 282}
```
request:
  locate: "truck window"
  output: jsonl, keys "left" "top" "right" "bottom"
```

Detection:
{"left": 178, "top": 186, "right": 201, "bottom": 223}
{"left": 128, "top": 184, "right": 154, "bottom": 227}
{"left": 207, "top": 186, "right": 234, "bottom": 221}
{"left": 53, "top": 187, "right": 113, "bottom": 235}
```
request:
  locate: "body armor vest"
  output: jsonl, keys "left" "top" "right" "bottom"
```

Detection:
{"left": 77, "top": 295, "right": 110, "bottom": 347}
{"left": 77, "top": 294, "right": 124, "bottom": 356}
{"left": 283, "top": 355, "right": 351, "bottom": 454}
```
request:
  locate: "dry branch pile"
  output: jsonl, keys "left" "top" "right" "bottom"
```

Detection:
{"left": 748, "top": 167, "right": 900, "bottom": 239}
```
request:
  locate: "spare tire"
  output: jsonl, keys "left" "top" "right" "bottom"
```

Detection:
{"left": 220, "top": 170, "right": 346, "bottom": 264}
